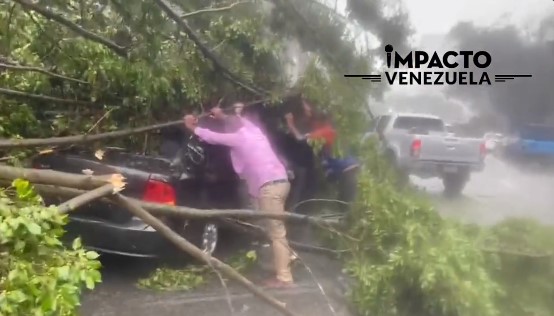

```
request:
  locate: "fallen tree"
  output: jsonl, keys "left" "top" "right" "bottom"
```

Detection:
{"left": 0, "top": 165, "right": 336, "bottom": 225}
{"left": 0, "top": 164, "right": 338, "bottom": 316}
{"left": 0, "top": 121, "right": 182, "bottom": 149}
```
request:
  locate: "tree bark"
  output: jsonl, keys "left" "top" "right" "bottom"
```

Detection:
{"left": 57, "top": 183, "right": 118, "bottom": 214}
{"left": 13, "top": 0, "right": 127, "bottom": 57}
{"left": 181, "top": 1, "right": 251, "bottom": 19}
{"left": 0, "top": 120, "right": 182, "bottom": 149}
{"left": 112, "top": 194, "right": 299, "bottom": 316}
{"left": 0, "top": 165, "right": 119, "bottom": 190}
{"left": 0, "top": 87, "right": 94, "bottom": 106}
{"left": 1, "top": 178, "right": 337, "bottom": 226}
{"left": 0, "top": 62, "right": 88, "bottom": 84}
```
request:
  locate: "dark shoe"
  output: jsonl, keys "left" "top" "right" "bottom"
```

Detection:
{"left": 261, "top": 278, "right": 296, "bottom": 289}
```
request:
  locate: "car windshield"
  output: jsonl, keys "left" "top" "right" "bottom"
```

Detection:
{"left": 393, "top": 116, "right": 445, "bottom": 132}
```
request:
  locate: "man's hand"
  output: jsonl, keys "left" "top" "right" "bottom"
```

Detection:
{"left": 183, "top": 114, "right": 198, "bottom": 131}
{"left": 233, "top": 102, "right": 245, "bottom": 116}
{"left": 284, "top": 112, "right": 294, "bottom": 125}
{"left": 210, "top": 106, "right": 226, "bottom": 120}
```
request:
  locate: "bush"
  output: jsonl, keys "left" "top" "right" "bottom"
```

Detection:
{"left": 484, "top": 218, "right": 554, "bottom": 316}
{"left": 0, "top": 179, "right": 102, "bottom": 316}
{"left": 333, "top": 139, "right": 500, "bottom": 316}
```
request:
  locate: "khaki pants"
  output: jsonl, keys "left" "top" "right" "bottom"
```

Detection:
{"left": 251, "top": 181, "right": 293, "bottom": 283}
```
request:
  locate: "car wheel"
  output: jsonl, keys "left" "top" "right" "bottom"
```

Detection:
{"left": 442, "top": 172, "right": 468, "bottom": 198}
{"left": 178, "top": 220, "right": 219, "bottom": 256}
{"left": 201, "top": 223, "right": 218, "bottom": 254}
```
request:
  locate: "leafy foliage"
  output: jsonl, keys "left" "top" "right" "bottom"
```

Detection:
{"left": 137, "top": 250, "right": 257, "bottom": 291}
{"left": 482, "top": 218, "right": 554, "bottom": 316}
{"left": 329, "top": 139, "right": 500, "bottom": 316}
{"left": 0, "top": 179, "right": 101, "bottom": 316}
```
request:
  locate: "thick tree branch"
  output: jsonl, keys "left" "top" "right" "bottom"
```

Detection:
{"left": 181, "top": 1, "right": 251, "bottom": 19}
{"left": 112, "top": 194, "right": 298, "bottom": 316}
{"left": 0, "top": 120, "right": 182, "bottom": 149}
{"left": 0, "top": 177, "right": 338, "bottom": 225}
{"left": 57, "top": 183, "right": 119, "bottom": 214}
{"left": 0, "top": 179, "right": 343, "bottom": 257}
{"left": 0, "top": 164, "right": 121, "bottom": 190}
{"left": 0, "top": 87, "right": 94, "bottom": 106}
{"left": 0, "top": 61, "right": 88, "bottom": 84}
{"left": 13, "top": 0, "right": 128, "bottom": 57}
{"left": 152, "top": 0, "right": 267, "bottom": 96}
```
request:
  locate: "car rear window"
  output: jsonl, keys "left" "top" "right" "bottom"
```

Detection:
{"left": 393, "top": 116, "right": 445, "bottom": 132}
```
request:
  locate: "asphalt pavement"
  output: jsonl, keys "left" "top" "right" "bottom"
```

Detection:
{"left": 81, "top": 154, "right": 554, "bottom": 316}
{"left": 80, "top": 232, "right": 354, "bottom": 316}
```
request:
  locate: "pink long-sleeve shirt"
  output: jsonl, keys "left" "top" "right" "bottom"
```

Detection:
{"left": 193, "top": 117, "right": 288, "bottom": 197}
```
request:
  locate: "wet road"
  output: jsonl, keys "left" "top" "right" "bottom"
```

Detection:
{"left": 413, "top": 155, "right": 554, "bottom": 226}
{"left": 81, "top": 231, "right": 354, "bottom": 316}
{"left": 81, "top": 154, "right": 554, "bottom": 316}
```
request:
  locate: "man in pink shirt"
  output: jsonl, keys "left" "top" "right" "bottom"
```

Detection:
{"left": 183, "top": 103, "right": 295, "bottom": 288}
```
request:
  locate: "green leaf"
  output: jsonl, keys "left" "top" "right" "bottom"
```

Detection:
{"left": 85, "top": 251, "right": 99, "bottom": 260}
{"left": 85, "top": 277, "right": 96, "bottom": 290}
{"left": 57, "top": 266, "right": 69, "bottom": 280}
{"left": 24, "top": 222, "right": 42, "bottom": 235}
{"left": 72, "top": 237, "right": 82, "bottom": 250}
{"left": 246, "top": 250, "right": 257, "bottom": 261}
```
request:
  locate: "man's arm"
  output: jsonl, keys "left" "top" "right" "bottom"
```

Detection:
{"left": 194, "top": 127, "right": 241, "bottom": 147}
{"left": 284, "top": 112, "right": 307, "bottom": 141}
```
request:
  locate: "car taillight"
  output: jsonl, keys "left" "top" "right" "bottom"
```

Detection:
{"left": 480, "top": 142, "right": 487, "bottom": 158}
{"left": 411, "top": 138, "right": 422, "bottom": 157}
{"left": 142, "top": 179, "right": 176, "bottom": 205}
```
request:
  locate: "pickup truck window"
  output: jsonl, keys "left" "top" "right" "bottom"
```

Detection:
{"left": 392, "top": 116, "right": 445, "bottom": 132}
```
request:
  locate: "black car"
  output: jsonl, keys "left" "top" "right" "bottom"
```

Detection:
{"left": 31, "top": 110, "right": 316, "bottom": 258}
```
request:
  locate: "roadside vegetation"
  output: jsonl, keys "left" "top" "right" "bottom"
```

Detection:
{"left": 0, "top": 179, "right": 101, "bottom": 315}
{"left": 1, "top": 1, "right": 554, "bottom": 316}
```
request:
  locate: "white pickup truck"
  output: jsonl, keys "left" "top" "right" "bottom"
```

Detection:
{"left": 364, "top": 113, "right": 486, "bottom": 196}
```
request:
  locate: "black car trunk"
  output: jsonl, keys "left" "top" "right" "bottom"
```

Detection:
{"left": 31, "top": 148, "right": 174, "bottom": 224}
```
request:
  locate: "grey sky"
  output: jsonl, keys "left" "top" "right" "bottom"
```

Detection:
{"left": 405, "top": 0, "right": 553, "bottom": 41}
{"left": 373, "top": 0, "right": 554, "bottom": 123}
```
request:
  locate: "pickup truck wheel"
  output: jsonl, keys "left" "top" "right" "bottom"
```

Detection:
{"left": 442, "top": 173, "right": 468, "bottom": 198}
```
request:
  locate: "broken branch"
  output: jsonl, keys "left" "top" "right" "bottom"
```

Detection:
{"left": 0, "top": 164, "right": 120, "bottom": 190}
{"left": 57, "top": 183, "right": 118, "bottom": 214}
{"left": 0, "top": 87, "right": 94, "bottom": 106}
{"left": 86, "top": 107, "right": 117, "bottom": 134}
{"left": 0, "top": 177, "right": 338, "bottom": 225}
{"left": 13, "top": 0, "right": 127, "bottom": 57}
{"left": 0, "top": 120, "right": 182, "bottom": 149}
{"left": 112, "top": 194, "right": 298, "bottom": 316}
{"left": 0, "top": 61, "right": 88, "bottom": 84}
{"left": 181, "top": 1, "right": 251, "bottom": 19}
